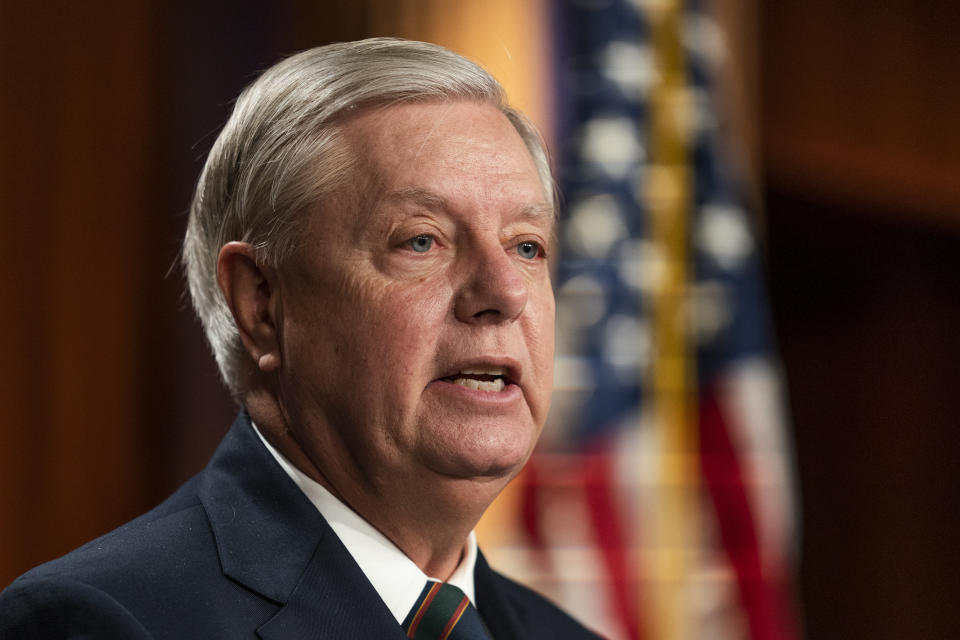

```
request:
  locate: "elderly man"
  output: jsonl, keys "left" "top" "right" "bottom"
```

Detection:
{"left": 0, "top": 39, "right": 600, "bottom": 638}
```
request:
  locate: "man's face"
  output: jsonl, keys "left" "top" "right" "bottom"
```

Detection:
{"left": 274, "top": 100, "right": 555, "bottom": 488}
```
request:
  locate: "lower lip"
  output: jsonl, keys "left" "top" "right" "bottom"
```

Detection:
{"left": 427, "top": 379, "right": 523, "bottom": 406}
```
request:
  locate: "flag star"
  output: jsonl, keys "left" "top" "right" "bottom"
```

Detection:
{"left": 578, "top": 116, "right": 645, "bottom": 178}
{"left": 552, "top": 355, "right": 595, "bottom": 393}
{"left": 682, "top": 12, "right": 727, "bottom": 69}
{"left": 689, "top": 280, "right": 732, "bottom": 345}
{"left": 696, "top": 204, "right": 754, "bottom": 271}
{"left": 559, "top": 274, "right": 609, "bottom": 328}
{"left": 602, "top": 314, "right": 651, "bottom": 382}
{"left": 601, "top": 40, "right": 656, "bottom": 99}
{"left": 617, "top": 238, "right": 664, "bottom": 294}
{"left": 565, "top": 194, "right": 629, "bottom": 258}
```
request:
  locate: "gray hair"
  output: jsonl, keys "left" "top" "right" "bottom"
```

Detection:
{"left": 182, "top": 37, "right": 555, "bottom": 397}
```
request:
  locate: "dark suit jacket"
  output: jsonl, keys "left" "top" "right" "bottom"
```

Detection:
{"left": 0, "top": 413, "right": 602, "bottom": 639}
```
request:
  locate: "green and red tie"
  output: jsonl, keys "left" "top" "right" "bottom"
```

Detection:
{"left": 402, "top": 581, "right": 491, "bottom": 640}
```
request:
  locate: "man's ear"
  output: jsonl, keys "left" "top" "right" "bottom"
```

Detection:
{"left": 216, "top": 242, "right": 282, "bottom": 372}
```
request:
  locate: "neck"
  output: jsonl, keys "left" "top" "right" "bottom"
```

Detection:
{"left": 244, "top": 389, "right": 504, "bottom": 580}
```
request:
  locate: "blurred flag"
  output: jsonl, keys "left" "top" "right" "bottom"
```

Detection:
{"left": 509, "top": 1, "right": 802, "bottom": 638}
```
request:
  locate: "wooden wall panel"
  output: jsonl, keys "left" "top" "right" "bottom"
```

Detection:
{"left": 366, "top": 0, "right": 553, "bottom": 145}
{"left": 761, "top": 2, "right": 960, "bottom": 638}
{"left": 0, "top": 2, "right": 154, "bottom": 583}
{"left": 767, "top": 196, "right": 960, "bottom": 640}
{"left": 762, "top": 0, "right": 960, "bottom": 227}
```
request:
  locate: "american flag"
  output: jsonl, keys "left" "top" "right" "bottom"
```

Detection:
{"left": 510, "top": 1, "right": 801, "bottom": 638}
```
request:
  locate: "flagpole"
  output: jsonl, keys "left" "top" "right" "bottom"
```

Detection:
{"left": 645, "top": 1, "right": 698, "bottom": 638}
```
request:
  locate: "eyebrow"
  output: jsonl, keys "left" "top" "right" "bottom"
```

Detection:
{"left": 382, "top": 187, "right": 555, "bottom": 223}
{"left": 382, "top": 187, "right": 448, "bottom": 211}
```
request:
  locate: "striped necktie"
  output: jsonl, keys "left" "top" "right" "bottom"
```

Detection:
{"left": 402, "top": 581, "right": 491, "bottom": 640}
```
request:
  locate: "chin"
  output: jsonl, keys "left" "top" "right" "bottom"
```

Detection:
{"left": 423, "top": 425, "right": 537, "bottom": 480}
{"left": 448, "top": 454, "right": 528, "bottom": 480}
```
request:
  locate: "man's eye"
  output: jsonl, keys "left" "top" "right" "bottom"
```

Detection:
{"left": 407, "top": 235, "right": 433, "bottom": 253}
{"left": 516, "top": 241, "right": 542, "bottom": 260}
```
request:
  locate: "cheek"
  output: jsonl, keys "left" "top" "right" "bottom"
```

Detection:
{"left": 339, "top": 274, "right": 453, "bottom": 376}
{"left": 527, "top": 287, "right": 556, "bottom": 409}
{"left": 529, "top": 285, "right": 556, "bottom": 359}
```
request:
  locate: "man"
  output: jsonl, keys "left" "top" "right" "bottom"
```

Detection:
{"left": 0, "top": 38, "right": 601, "bottom": 638}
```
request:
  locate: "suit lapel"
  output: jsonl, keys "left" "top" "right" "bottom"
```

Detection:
{"left": 199, "top": 413, "right": 406, "bottom": 639}
{"left": 474, "top": 551, "right": 525, "bottom": 640}
{"left": 255, "top": 527, "right": 407, "bottom": 639}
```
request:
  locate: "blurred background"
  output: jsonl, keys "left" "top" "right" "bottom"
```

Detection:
{"left": 1, "top": 1, "right": 958, "bottom": 638}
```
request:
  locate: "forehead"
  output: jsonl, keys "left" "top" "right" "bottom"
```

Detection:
{"left": 338, "top": 100, "right": 550, "bottom": 213}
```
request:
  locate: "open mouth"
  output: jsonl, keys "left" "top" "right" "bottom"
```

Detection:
{"left": 440, "top": 366, "right": 512, "bottom": 392}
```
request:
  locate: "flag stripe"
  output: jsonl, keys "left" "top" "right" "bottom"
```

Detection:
{"left": 506, "top": 0, "right": 802, "bottom": 637}
{"left": 700, "top": 386, "right": 797, "bottom": 640}
{"left": 582, "top": 447, "right": 643, "bottom": 638}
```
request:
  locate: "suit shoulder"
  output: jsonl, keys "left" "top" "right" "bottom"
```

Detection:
{"left": 0, "top": 573, "right": 153, "bottom": 639}
{"left": 485, "top": 570, "right": 605, "bottom": 638}
{"left": 0, "top": 476, "right": 270, "bottom": 638}
{"left": 21, "top": 477, "right": 211, "bottom": 588}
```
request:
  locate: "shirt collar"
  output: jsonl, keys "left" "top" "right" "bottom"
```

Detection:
{"left": 251, "top": 422, "right": 478, "bottom": 623}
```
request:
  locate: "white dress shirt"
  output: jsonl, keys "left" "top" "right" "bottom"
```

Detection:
{"left": 251, "top": 422, "right": 478, "bottom": 623}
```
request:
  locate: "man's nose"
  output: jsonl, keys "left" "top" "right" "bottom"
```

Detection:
{"left": 453, "top": 242, "right": 528, "bottom": 324}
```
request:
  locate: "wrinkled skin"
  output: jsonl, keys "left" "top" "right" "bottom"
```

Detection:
{"left": 230, "top": 99, "right": 556, "bottom": 575}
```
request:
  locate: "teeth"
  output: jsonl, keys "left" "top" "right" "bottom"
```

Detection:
{"left": 460, "top": 366, "right": 506, "bottom": 376}
{"left": 453, "top": 377, "right": 506, "bottom": 392}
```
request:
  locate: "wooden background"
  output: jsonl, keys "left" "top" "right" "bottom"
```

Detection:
{"left": 1, "top": 1, "right": 958, "bottom": 637}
